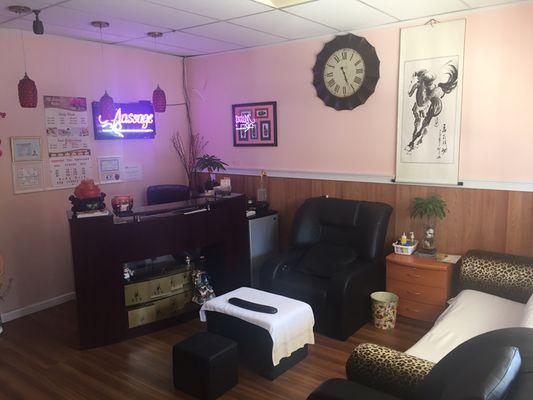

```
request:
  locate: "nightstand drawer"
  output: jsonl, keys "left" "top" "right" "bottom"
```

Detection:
{"left": 397, "top": 298, "right": 444, "bottom": 322}
{"left": 387, "top": 279, "right": 447, "bottom": 306}
{"left": 387, "top": 263, "right": 447, "bottom": 288}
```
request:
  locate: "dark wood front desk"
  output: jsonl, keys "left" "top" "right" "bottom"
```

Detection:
{"left": 68, "top": 194, "right": 249, "bottom": 348}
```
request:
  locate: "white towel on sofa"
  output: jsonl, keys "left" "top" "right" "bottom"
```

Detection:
{"left": 200, "top": 287, "right": 315, "bottom": 366}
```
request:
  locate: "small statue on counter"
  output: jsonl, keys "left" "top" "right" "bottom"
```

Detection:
{"left": 192, "top": 269, "right": 215, "bottom": 305}
{"left": 69, "top": 179, "right": 106, "bottom": 214}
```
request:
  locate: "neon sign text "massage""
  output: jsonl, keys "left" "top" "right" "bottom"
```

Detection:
{"left": 98, "top": 108, "right": 154, "bottom": 138}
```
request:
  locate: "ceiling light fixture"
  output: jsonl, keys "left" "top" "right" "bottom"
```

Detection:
{"left": 148, "top": 31, "right": 167, "bottom": 113}
{"left": 9, "top": 5, "right": 37, "bottom": 108}
{"left": 91, "top": 21, "right": 114, "bottom": 120}
{"left": 32, "top": 10, "right": 44, "bottom": 35}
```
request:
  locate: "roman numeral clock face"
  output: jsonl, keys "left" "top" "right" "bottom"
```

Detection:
{"left": 323, "top": 48, "right": 365, "bottom": 98}
{"left": 312, "top": 33, "right": 380, "bottom": 110}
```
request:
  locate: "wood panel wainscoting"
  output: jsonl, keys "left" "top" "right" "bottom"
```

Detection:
{"left": 212, "top": 173, "right": 533, "bottom": 257}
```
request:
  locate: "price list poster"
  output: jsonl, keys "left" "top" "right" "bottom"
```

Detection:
{"left": 44, "top": 96, "right": 93, "bottom": 188}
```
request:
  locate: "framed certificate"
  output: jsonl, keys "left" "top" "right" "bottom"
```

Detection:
{"left": 11, "top": 136, "right": 42, "bottom": 162}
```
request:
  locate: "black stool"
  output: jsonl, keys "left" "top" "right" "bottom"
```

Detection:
{"left": 173, "top": 332, "right": 238, "bottom": 400}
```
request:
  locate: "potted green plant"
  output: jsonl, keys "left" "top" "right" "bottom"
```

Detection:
{"left": 195, "top": 154, "right": 228, "bottom": 193}
{"left": 410, "top": 194, "right": 449, "bottom": 253}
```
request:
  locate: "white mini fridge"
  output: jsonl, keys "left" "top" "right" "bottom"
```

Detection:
{"left": 248, "top": 211, "right": 279, "bottom": 288}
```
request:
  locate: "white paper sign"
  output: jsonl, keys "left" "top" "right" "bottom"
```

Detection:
{"left": 49, "top": 156, "right": 93, "bottom": 188}
{"left": 123, "top": 162, "right": 143, "bottom": 182}
{"left": 44, "top": 96, "right": 94, "bottom": 188}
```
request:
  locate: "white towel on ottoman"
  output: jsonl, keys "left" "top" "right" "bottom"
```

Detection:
{"left": 200, "top": 287, "right": 315, "bottom": 366}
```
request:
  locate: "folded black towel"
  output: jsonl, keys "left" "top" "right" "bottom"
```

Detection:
{"left": 228, "top": 297, "right": 278, "bottom": 314}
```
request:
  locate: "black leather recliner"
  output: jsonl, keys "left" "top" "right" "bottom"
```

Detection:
{"left": 146, "top": 184, "right": 190, "bottom": 205}
{"left": 308, "top": 327, "right": 533, "bottom": 400}
{"left": 260, "top": 197, "right": 393, "bottom": 340}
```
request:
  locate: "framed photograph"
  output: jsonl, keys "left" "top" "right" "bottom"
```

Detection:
{"left": 11, "top": 136, "right": 42, "bottom": 162}
{"left": 232, "top": 101, "right": 277, "bottom": 147}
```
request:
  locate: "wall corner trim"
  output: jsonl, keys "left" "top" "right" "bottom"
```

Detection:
{"left": 1, "top": 292, "right": 76, "bottom": 323}
{"left": 224, "top": 167, "right": 533, "bottom": 193}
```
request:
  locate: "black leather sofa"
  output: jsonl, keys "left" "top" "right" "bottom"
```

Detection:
{"left": 260, "top": 197, "right": 393, "bottom": 340}
{"left": 308, "top": 327, "right": 533, "bottom": 400}
{"left": 146, "top": 184, "right": 190, "bottom": 205}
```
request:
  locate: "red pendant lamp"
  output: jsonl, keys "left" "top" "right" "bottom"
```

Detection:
{"left": 18, "top": 73, "right": 38, "bottom": 108}
{"left": 148, "top": 32, "right": 167, "bottom": 113}
{"left": 99, "top": 91, "right": 115, "bottom": 121}
{"left": 152, "top": 84, "right": 166, "bottom": 113}
{"left": 92, "top": 21, "right": 114, "bottom": 120}
{"left": 9, "top": 6, "right": 38, "bottom": 108}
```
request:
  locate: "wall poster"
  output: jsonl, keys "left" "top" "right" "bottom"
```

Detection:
{"left": 395, "top": 20, "right": 465, "bottom": 185}
{"left": 232, "top": 101, "right": 277, "bottom": 147}
{"left": 44, "top": 95, "right": 94, "bottom": 188}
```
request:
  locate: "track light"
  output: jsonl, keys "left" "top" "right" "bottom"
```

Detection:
{"left": 32, "top": 10, "right": 44, "bottom": 35}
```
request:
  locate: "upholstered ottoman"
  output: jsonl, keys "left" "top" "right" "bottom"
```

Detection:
{"left": 200, "top": 287, "right": 315, "bottom": 380}
{"left": 172, "top": 332, "right": 238, "bottom": 399}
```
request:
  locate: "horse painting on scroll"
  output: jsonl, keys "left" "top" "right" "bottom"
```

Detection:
{"left": 401, "top": 57, "right": 459, "bottom": 162}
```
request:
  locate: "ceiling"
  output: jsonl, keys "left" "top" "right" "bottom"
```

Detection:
{"left": 0, "top": 0, "right": 526, "bottom": 57}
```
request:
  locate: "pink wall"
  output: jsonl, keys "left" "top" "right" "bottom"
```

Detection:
{"left": 187, "top": 3, "right": 533, "bottom": 182}
{"left": 0, "top": 30, "right": 187, "bottom": 314}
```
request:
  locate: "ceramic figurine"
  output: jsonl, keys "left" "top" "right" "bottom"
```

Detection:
{"left": 192, "top": 269, "right": 215, "bottom": 305}
{"left": 423, "top": 227, "right": 435, "bottom": 250}
{"left": 69, "top": 179, "right": 106, "bottom": 213}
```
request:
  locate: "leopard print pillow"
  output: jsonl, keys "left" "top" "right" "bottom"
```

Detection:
{"left": 459, "top": 250, "right": 533, "bottom": 303}
{"left": 346, "top": 343, "right": 435, "bottom": 399}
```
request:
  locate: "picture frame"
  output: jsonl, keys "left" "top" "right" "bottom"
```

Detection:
{"left": 98, "top": 156, "right": 123, "bottom": 184}
{"left": 232, "top": 101, "right": 277, "bottom": 147}
{"left": 11, "top": 136, "right": 42, "bottom": 162}
{"left": 12, "top": 161, "right": 44, "bottom": 194}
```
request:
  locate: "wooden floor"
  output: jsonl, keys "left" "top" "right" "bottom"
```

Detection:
{"left": 0, "top": 301, "right": 431, "bottom": 400}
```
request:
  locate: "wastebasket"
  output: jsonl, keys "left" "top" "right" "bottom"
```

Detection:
{"left": 370, "top": 291, "right": 398, "bottom": 330}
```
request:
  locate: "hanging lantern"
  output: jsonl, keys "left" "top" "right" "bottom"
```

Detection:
{"left": 99, "top": 91, "right": 115, "bottom": 120}
{"left": 152, "top": 85, "right": 166, "bottom": 113}
{"left": 18, "top": 73, "right": 38, "bottom": 108}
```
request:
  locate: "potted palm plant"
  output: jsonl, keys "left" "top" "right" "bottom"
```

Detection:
{"left": 410, "top": 194, "right": 448, "bottom": 254}
{"left": 195, "top": 154, "right": 228, "bottom": 193}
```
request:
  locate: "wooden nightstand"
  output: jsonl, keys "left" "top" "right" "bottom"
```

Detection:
{"left": 386, "top": 253, "right": 455, "bottom": 322}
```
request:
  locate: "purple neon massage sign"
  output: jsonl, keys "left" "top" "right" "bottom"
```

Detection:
{"left": 92, "top": 100, "right": 156, "bottom": 140}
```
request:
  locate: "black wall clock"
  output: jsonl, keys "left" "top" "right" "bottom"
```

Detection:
{"left": 312, "top": 33, "right": 380, "bottom": 111}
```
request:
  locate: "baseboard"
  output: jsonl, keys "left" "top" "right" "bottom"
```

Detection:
{"left": 1, "top": 292, "right": 76, "bottom": 323}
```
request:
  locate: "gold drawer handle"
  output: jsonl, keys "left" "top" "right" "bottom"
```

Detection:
{"left": 406, "top": 273, "right": 421, "bottom": 278}
{"left": 406, "top": 307, "right": 420, "bottom": 313}
{"left": 407, "top": 290, "right": 421, "bottom": 295}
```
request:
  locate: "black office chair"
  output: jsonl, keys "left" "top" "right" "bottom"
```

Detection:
{"left": 146, "top": 184, "right": 190, "bottom": 205}
{"left": 261, "top": 197, "right": 393, "bottom": 340}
